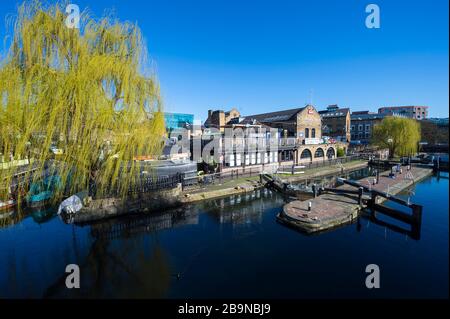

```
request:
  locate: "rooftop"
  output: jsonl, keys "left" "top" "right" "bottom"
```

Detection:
{"left": 319, "top": 108, "right": 350, "bottom": 117}
{"left": 244, "top": 106, "right": 307, "bottom": 123}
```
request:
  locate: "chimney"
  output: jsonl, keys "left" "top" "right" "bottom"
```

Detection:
{"left": 327, "top": 104, "right": 339, "bottom": 111}
{"left": 208, "top": 109, "right": 213, "bottom": 118}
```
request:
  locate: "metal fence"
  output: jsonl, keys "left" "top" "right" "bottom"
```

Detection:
{"left": 182, "top": 167, "right": 262, "bottom": 191}
{"left": 95, "top": 155, "right": 366, "bottom": 196}
{"left": 95, "top": 173, "right": 184, "bottom": 198}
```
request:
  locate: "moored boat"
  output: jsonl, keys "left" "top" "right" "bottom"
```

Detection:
{"left": 26, "top": 175, "right": 62, "bottom": 207}
{"left": 0, "top": 199, "right": 16, "bottom": 211}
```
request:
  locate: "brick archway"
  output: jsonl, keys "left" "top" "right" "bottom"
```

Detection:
{"left": 300, "top": 148, "right": 312, "bottom": 162}
{"left": 326, "top": 147, "right": 336, "bottom": 159}
{"left": 314, "top": 147, "right": 325, "bottom": 158}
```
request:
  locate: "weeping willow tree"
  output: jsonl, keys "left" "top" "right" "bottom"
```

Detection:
{"left": 0, "top": 1, "right": 166, "bottom": 204}
{"left": 371, "top": 116, "right": 421, "bottom": 158}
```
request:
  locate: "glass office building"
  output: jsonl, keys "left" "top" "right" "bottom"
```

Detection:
{"left": 164, "top": 112, "right": 194, "bottom": 131}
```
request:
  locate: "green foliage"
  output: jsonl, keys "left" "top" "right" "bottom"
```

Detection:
{"left": 371, "top": 117, "right": 421, "bottom": 158}
{"left": 336, "top": 147, "right": 345, "bottom": 157}
{"left": 0, "top": 1, "right": 165, "bottom": 203}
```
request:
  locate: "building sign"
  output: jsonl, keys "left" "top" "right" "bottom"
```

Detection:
{"left": 304, "top": 138, "right": 321, "bottom": 145}
{"left": 307, "top": 108, "right": 314, "bottom": 114}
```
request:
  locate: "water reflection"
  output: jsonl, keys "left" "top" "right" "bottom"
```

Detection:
{"left": 0, "top": 172, "right": 447, "bottom": 298}
{"left": 30, "top": 206, "right": 57, "bottom": 224}
{"left": 201, "top": 188, "right": 284, "bottom": 227}
{"left": 43, "top": 231, "right": 171, "bottom": 298}
{"left": 0, "top": 205, "right": 57, "bottom": 228}
{"left": 360, "top": 210, "right": 421, "bottom": 240}
{"left": 0, "top": 210, "right": 25, "bottom": 229}
{"left": 90, "top": 207, "right": 199, "bottom": 241}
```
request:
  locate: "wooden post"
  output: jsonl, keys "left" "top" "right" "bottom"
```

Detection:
{"left": 370, "top": 192, "right": 377, "bottom": 206}
{"left": 358, "top": 187, "right": 364, "bottom": 206}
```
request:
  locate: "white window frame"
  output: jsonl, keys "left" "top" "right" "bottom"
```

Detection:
{"left": 229, "top": 154, "right": 235, "bottom": 167}
{"left": 236, "top": 153, "right": 242, "bottom": 166}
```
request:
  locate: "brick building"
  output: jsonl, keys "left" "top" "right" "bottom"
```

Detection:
{"left": 204, "top": 108, "right": 241, "bottom": 132}
{"left": 319, "top": 104, "right": 351, "bottom": 142}
{"left": 243, "top": 104, "right": 322, "bottom": 145}
{"left": 200, "top": 105, "right": 346, "bottom": 172}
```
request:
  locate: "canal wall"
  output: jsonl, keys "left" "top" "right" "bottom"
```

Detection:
{"left": 72, "top": 184, "right": 183, "bottom": 224}
{"left": 279, "top": 160, "right": 368, "bottom": 184}
{"left": 181, "top": 180, "right": 264, "bottom": 204}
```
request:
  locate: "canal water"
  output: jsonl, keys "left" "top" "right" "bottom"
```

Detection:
{"left": 0, "top": 171, "right": 448, "bottom": 298}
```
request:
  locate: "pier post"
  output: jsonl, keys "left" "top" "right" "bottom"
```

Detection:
{"left": 358, "top": 187, "right": 363, "bottom": 206}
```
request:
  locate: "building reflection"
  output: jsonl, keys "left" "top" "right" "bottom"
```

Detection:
{"left": 201, "top": 188, "right": 284, "bottom": 226}
{"left": 89, "top": 207, "right": 199, "bottom": 240}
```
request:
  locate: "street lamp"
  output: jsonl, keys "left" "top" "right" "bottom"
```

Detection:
{"left": 387, "top": 138, "right": 393, "bottom": 158}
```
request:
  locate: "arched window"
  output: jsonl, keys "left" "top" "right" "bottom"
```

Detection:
{"left": 311, "top": 128, "right": 316, "bottom": 138}
{"left": 314, "top": 148, "right": 324, "bottom": 158}
{"left": 300, "top": 149, "right": 312, "bottom": 160}
{"left": 305, "top": 128, "right": 309, "bottom": 138}
{"left": 326, "top": 148, "right": 335, "bottom": 159}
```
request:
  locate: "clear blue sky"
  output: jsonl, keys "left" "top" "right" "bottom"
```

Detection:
{"left": 0, "top": 0, "right": 448, "bottom": 120}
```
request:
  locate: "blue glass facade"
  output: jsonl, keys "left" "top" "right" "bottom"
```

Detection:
{"left": 164, "top": 112, "right": 194, "bottom": 131}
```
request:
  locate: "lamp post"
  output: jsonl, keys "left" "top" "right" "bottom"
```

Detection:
{"left": 387, "top": 138, "right": 393, "bottom": 159}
